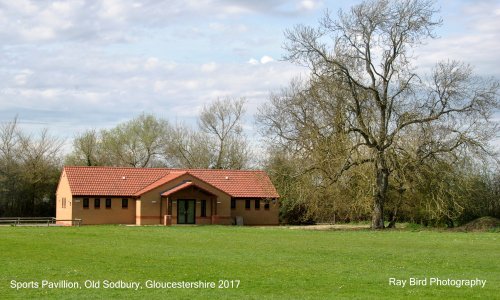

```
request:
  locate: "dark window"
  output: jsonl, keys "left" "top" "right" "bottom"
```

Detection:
{"left": 62, "top": 197, "right": 66, "bottom": 208}
{"left": 245, "top": 199, "right": 251, "bottom": 210}
{"left": 83, "top": 198, "right": 89, "bottom": 209}
{"left": 106, "top": 198, "right": 112, "bottom": 209}
{"left": 94, "top": 198, "right": 100, "bottom": 209}
{"left": 264, "top": 200, "right": 270, "bottom": 210}
{"left": 255, "top": 199, "right": 260, "bottom": 210}
{"left": 201, "top": 200, "right": 206, "bottom": 217}
{"left": 122, "top": 198, "right": 128, "bottom": 209}
{"left": 231, "top": 199, "right": 236, "bottom": 209}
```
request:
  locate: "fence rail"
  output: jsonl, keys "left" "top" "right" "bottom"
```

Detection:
{"left": 0, "top": 217, "right": 82, "bottom": 226}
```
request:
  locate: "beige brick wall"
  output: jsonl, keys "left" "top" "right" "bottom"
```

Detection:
{"left": 72, "top": 197, "right": 136, "bottom": 225}
{"left": 231, "top": 198, "right": 279, "bottom": 225}
{"left": 55, "top": 170, "right": 73, "bottom": 225}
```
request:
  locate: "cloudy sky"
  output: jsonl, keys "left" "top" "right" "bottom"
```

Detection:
{"left": 0, "top": 0, "right": 499, "bottom": 151}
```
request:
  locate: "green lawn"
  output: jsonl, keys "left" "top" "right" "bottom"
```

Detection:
{"left": 0, "top": 226, "right": 498, "bottom": 299}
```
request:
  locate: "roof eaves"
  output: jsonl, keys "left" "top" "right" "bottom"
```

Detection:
{"left": 160, "top": 181, "right": 193, "bottom": 197}
{"left": 182, "top": 171, "right": 234, "bottom": 197}
{"left": 133, "top": 171, "right": 187, "bottom": 196}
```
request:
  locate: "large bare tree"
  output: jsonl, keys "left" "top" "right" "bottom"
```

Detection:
{"left": 263, "top": 0, "right": 498, "bottom": 228}
{"left": 198, "top": 97, "right": 250, "bottom": 169}
{"left": 164, "top": 123, "right": 215, "bottom": 169}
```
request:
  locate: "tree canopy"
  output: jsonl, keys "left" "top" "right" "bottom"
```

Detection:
{"left": 258, "top": 0, "right": 499, "bottom": 228}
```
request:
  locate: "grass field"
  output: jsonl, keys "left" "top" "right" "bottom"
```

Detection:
{"left": 0, "top": 226, "right": 498, "bottom": 299}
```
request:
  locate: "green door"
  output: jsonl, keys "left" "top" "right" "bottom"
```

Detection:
{"left": 177, "top": 200, "right": 196, "bottom": 224}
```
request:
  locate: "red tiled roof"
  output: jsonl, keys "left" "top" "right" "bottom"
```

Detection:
{"left": 63, "top": 166, "right": 279, "bottom": 198}
{"left": 63, "top": 166, "right": 171, "bottom": 196}
{"left": 187, "top": 169, "right": 279, "bottom": 198}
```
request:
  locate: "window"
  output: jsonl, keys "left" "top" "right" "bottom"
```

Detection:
{"left": 106, "top": 198, "right": 112, "bottom": 209}
{"left": 94, "top": 198, "right": 100, "bottom": 209}
{"left": 255, "top": 199, "right": 260, "bottom": 210}
{"left": 62, "top": 197, "right": 66, "bottom": 208}
{"left": 201, "top": 200, "right": 206, "bottom": 217}
{"left": 264, "top": 200, "right": 270, "bottom": 210}
{"left": 83, "top": 198, "right": 89, "bottom": 209}
{"left": 231, "top": 199, "right": 236, "bottom": 210}
{"left": 122, "top": 198, "right": 128, "bottom": 209}
{"left": 245, "top": 199, "right": 251, "bottom": 210}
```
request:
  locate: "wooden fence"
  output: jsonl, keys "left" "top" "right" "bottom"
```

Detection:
{"left": 0, "top": 217, "right": 82, "bottom": 226}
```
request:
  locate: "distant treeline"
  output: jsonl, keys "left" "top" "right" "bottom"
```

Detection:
{"left": 0, "top": 119, "right": 61, "bottom": 217}
{"left": 1, "top": 98, "right": 499, "bottom": 226}
{"left": 0, "top": 97, "right": 250, "bottom": 217}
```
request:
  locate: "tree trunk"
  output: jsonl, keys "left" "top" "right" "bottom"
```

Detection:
{"left": 388, "top": 187, "right": 405, "bottom": 228}
{"left": 387, "top": 211, "right": 396, "bottom": 228}
{"left": 215, "top": 139, "right": 224, "bottom": 169}
{"left": 372, "top": 151, "right": 389, "bottom": 229}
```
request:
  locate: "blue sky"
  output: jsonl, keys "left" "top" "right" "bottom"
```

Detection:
{"left": 0, "top": 0, "right": 499, "bottom": 151}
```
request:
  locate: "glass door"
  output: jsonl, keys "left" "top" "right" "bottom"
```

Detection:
{"left": 177, "top": 200, "right": 196, "bottom": 224}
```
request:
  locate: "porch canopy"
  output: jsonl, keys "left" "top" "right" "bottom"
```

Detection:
{"left": 160, "top": 181, "right": 216, "bottom": 197}
{"left": 161, "top": 180, "right": 220, "bottom": 225}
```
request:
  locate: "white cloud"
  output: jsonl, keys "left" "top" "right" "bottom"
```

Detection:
{"left": 209, "top": 22, "right": 226, "bottom": 31}
{"left": 0, "top": 0, "right": 317, "bottom": 45}
{"left": 180, "top": 80, "right": 199, "bottom": 90}
{"left": 144, "top": 57, "right": 160, "bottom": 70}
{"left": 248, "top": 56, "right": 275, "bottom": 65}
{"left": 98, "top": 0, "right": 127, "bottom": 21}
{"left": 209, "top": 22, "right": 248, "bottom": 33}
{"left": 14, "top": 69, "right": 34, "bottom": 86}
{"left": 0, "top": 41, "right": 303, "bottom": 141}
{"left": 20, "top": 26, "right": 56, "bottom": 41}
{"left": 248, "top": 58, "right": 259, "bottom": 65}
{"left": 50, "top": 1, "right": 74, "bottom": 14}
{"left": 414, "top": 1, "right": 500, "bottom": 77}
{"left": 0, "top": 0, "right": 497, "bottom": 153}
{"left": 3, "top": 0, "right": 38, "bottom": 14}
{"left": 260, "top": 55, "right": 274, "bottom": 64}
{"left": 220, "top": 4, "right": 251, "bottom": 15}
{"left": 201, "top": 62, "right": 217, "bottom": 72}
{"left": 299, "top": 0, "right": 321, "bottom": 11}
{"left": 153, "top": 80, "right": 168, "bottom": 93}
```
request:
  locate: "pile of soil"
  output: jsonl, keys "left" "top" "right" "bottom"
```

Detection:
{"left": 455, "top": 217, "right": 500, "bottom": 232}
